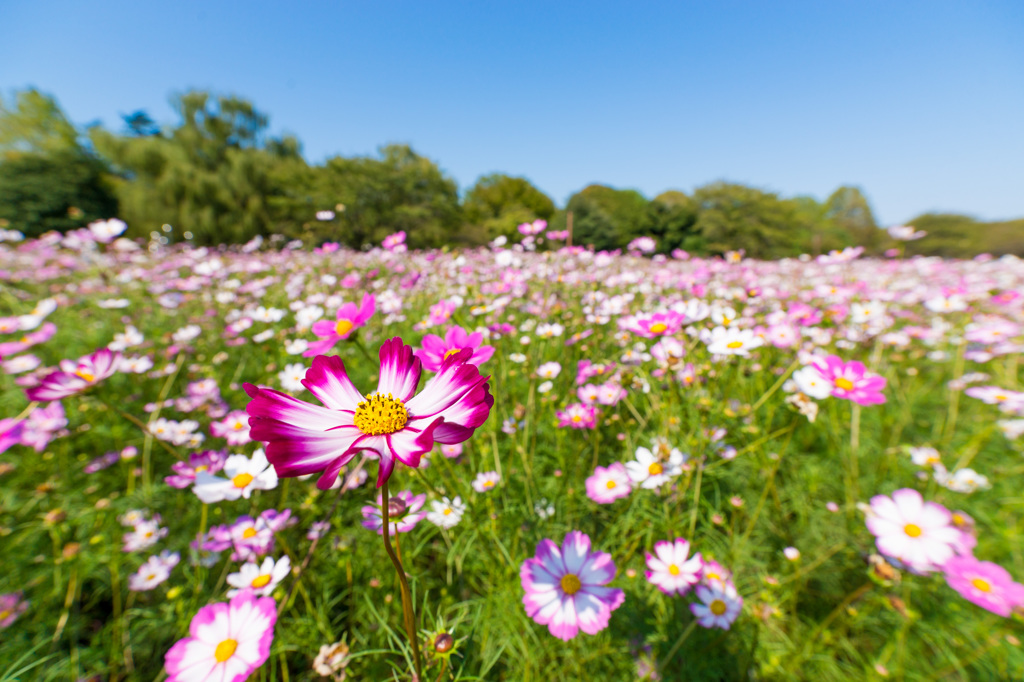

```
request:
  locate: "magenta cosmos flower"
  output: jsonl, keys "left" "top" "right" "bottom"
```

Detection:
{"left": 26, "top": 348, "right": 121, "bottom": 402}
{"left": 623, "top": 311, "right": 685, "bottom": 338}
{"left": 585, "top": 462, "right": 632, "bottom": 504}
{"left": 645, "top": 538, "right": 703, "bottom": 596}
{"left": 415, "top": 325, "right": 495, "bottom": 372}
{"left": 810, "top": 355, "right": 886, "bottom": 406}
{"left": 164, "top": 589, "right": 277, "bottom": 682}
{"left": 303, "top": 293, "right": 375, "bottom": 357}
{"left": 246, "top": 338, "right": 493, "bottom": 488}
{"left": 521, "top": 530, "right": 625, "bottom": 641}
{"left": 943, "top": 555, "right": 1024, "bottom": 617}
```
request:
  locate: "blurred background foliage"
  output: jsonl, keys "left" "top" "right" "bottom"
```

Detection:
{"left": 1, "top": 87, "right": 1022, "bottom": 256}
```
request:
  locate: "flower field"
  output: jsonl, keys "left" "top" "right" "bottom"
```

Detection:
{"left": 1, "top": 222, "right": 1024, "bottom": 681}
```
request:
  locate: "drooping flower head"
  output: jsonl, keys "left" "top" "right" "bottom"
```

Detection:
{"left": 164, "top": 589, "right": 277, "bottom": 682}
{"left": 520, "top": 531, "right": 625, "bottom": 641}
{"left": 246, "top": 338, "right": 493, "bottom": 488}
{"left": 415, "top": 326, "right": 495, "bottom": 372}
{"left": 810, "top": 355, "right": 886, "bottom": 406}
{"left": 361, "top": 490, "right": 426, "bottom": 534}
{"left": 304, "top": 293, "right": 376, "bottom": 357}
{"left": 26, "top": 348, "right": 121, "bottom": 402}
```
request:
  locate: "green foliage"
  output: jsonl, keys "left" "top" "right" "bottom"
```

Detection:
{"left": 463, "top": 173, "right": 556, "bottom": 243}
{"left": 0, "top": 89, "right": 80, "bottom": 158}
{"left": 648, "top": 191, "right": 700, "bottom": 253}
{"left": 565, "top": 184, "right": 653, "bottom": 251}
{"left": 902, "top": 213, "right": 1024, "bottom": 258}
{"left": 824, "top": 186, "right": 883, "bottom": 253}
{"left": 692, "top": 182, "right": 816, "bottom": 258}
{"left": 303, "top": 144, "right": 463, "bottom": 249}
{"left": 0, "top": 151, "right": 119, "bottom": 237}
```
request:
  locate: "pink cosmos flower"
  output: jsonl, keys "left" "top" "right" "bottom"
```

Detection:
{"left": 555, "top": 403, "right": 598, "bottom": 429}
{"left": 866, "top": 488, "right": 961, "bottom": 573}
{"left": 25, "top": 348, "right": 121, "bottom": 402}
{"left": 584, "top": 463, "right": 632, "bottom": 504}
{"left": 942, "top": 555, "right": 1024, "bottom": 617}
{"left": 520, "top": 531, "right": 625, "bottom": 641}
{"left": 382, "top": 230, "right": 407, "bottom": 251}
{"left": 210, "top": 410, "right": 252, "bottom": 446}
{"left": 164, "top": 450, "right": 228, "bottom": 489}
{"left": 471, "top": 471, "right": 501, "bottom": 493}
{"left": 645, "top": 538, "right": 703, "bottom": 595}
{"left": 0, "top": 592, "right": 28, "bottom": 628}
{"left": 164, "top": 589, "right": 277, "bottom": 682}
{"left": 809, "top": 355, "right": 886, "bottom": 406}
{"left": 623, "top": 311, "right": 685, "bottom": 338}
{"left": 0, "top": 419, "right": 25, "bottom": 455}
{"left": 415, "top": 326, "right": 495, "bottom": 372}
{"left": 304, "top": 293, "right": 375, "bottom": 357}
{"left": 360, "top": 490, "right": 426, "bottom": 534}
{"left": 247, "top": 338, "right": 492, "bottom": 488}
{"left": 0, "top": 321, "right": 56, "bottom": 357}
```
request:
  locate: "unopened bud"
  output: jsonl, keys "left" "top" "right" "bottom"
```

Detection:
{"left": 433, "top": 633, "right": 454, "bottom": 653}
{"left": 387, "top": 498, "right": 407, "bottom": 517}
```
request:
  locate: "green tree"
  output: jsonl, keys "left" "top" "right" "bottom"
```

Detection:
{"left": 562, "top": 184, "right": 652, "bottom": 252}
{"left": 823, "top": 186, "right": 883, "bottom": 253}
{"left": 306, "top": 144, "right": 462, "bottom": 249}
{"left": 0, "top": 89, "right": 80, "bottom": 158}
{"left": 463, "top": 173, "right": 555, "bottom": 243}
{"left": 692, "top": 182, "right": 813, "bottom": 258}
{"left": 647, "top": 190, "right": 699, "bottom": 253}
{"left": 0, "top": 151, "right": 119, "bottom": 237}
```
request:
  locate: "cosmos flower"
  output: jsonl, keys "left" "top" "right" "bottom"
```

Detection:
{"left": 942, "top": 555, "right": 1024, "bottom": 617}
{"left": 88, "top": 218, "right": 128, "bottom": 243}
{"left": 625, "top": 446, "right": 683, "bottom": 489}
{"left": 865, "top": 488, "right": 961, "bottom": 573}
{"left": 192, "top": 450, "right": 279, "bottom": 503}
{"left": 645, "top": 538, "right": 703, "bottom": 595}
{"left": 691, "top": 580, "right": 743, "bottom": 629}
{"left": 129, "top": 551, "right": 180, "bottom": 591}
{"left": 471, "top": 471, "right": 501, "bottom": 493}
{"left": 164, "top": 450, "right": 228, "bottom": 489}
{"left": 520, "top": 531, "right": 625, "bottom": 641}
{"left": 304, "top": 293, "right": 376, "bottom": 357}
{"left": 246, "top": 338, "right": 493, "bottom": 488}
{"left": 0, "top": 419, "right": 25, "bottom": 455}
{"left": 426, "top": 496, "right": 466, "bottom": 528}
{"left": 0, "top": 592, "right": 29, "bottom": 628}
{"left": 25, "top": 348, "right": 122, "bottom": 402}
{"left": 623, "top": 311, "right": 685, "bottom": 338}
{"left": 227, "top": 556, "right": 291, "bottom": 597}
{"left": 164, "top": 589, "right": 277, "bottom": 682}
{"left": 809, "top": 355, "right": 887, "bottom": 406}
{"left": 555, "top": 403, "right": 598, "bottom": 429}
{"left": 210, "top": 410, "right": 253, "bottom": 446}
{"left": 705, "top": 327, "right": 763, "bottom": 356}
{"left": 584, "top": 463, "right": 632, "bottom": 504}
{"left": 415, "top": 326, "right": 495, "bottom": 372}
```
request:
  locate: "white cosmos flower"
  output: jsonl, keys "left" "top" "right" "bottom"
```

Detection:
{"left": 626, "top": 447, "right": 683, "bottom": 489}
{"left": 426, "top": 496, "right": 465, "bottom": 528}
{"left": 193, "top": 449, "right": 278, "bottom": 503}
{"left": 705, "top": 327, "right": 763, "bottom": 356}
{"left": 227, "top": 556, "right": 291, "bottom": 597}
{"left": 792, "top": 366, "right": 833, "bottom": 400}
{"left": 278, "top": 363, "right": 306, "bottom": 392}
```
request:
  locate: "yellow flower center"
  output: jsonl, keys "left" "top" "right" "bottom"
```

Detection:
{"left": 904, "top": 523, "right": 922, "bottom": 538}
{"left": 649, "top": 322, "right": 668, "bottom": 334}
{"left": 232, "top": 473, "right": 254, "bottom": 488}
{"left": 0, "top": 609, "right": 9, "bottom": 620}
{"left": 233, "top": 421, "right": 245, "bottom": 430}
{"left": 443, "top": 347, "right": 462, "bottom": 361}
{"left": 353, "top": 394, "right": 408, "bottom": 435}
{"left": 668, "top": 564, "right": 680, "bottom": 576}
{"left": 251, "top": 574, "right": 272, "bottom": 588}
{"left": 195, "top": 465, "right": 208, "bottom": 473}
{"left": 484, "top": 481, "right": 494, "bottom": 488}
{"left": 214, "top": 639, "right": 238, "bottom": 663}
{"left": 19, "top": 336, "right": 29, "bottom": 343}
{"left": 146, "top": 573, "right": 157, "bottom": 581}
{"left": 995, "top": 394, "right": 1007, "bottom": 401}
{"left": 648, "top": 462, "right": 663, "bottom": 476}
{"left": 971, "top": 578, "right": 992, "bottom": 593}
{"left": 606, "top": 480, "right": 617, "bottom": 489}
{"left": 571, "top": 415, "right": 582, "bottom": 423}
{"left": 560, "top": 574, "right": 582, "bottom": 595}
{"left": 334, "top": 318, "right": 354, "bottom": 336}
{"left": 834, "top": 377, "right": 854, "bottom": 391}
{"left": 443, "top": 508, "right": 452, "bottom": 516}
{"left": 75, "top": 370, "right": 96, "bottom": 382}
{"left": 710, "top": 599, "right": 727, "bottom": 616}
{"left": 705, "top": 572, "right": 721, "bottom": 582}
{"left": 144, "top": 531, "right": 153, "bottom": 538}
{"left": 242, "top": 527, "right": 257, "bottom": 539}
{"left": 726, "top": 340, "right": 743, "bottom": 349}
{"left": 952, "top": 513, "right": 965, "bottom": 526}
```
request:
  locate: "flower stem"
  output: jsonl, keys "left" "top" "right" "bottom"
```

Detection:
{"left": 381, "top": 481, "right": 423, "bottom": 680}
{"left": 658, "top": 618, "right": 697, "bottom": 671}
{"left": 847, "top": 403, "right": 861, "bottom": 515}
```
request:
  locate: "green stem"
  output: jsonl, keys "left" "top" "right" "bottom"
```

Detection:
{"left": 658, "top": 619, "right": 697, "bottom": 671}
{"left": 381, "top": 481, "right": 424, "bottom": 680}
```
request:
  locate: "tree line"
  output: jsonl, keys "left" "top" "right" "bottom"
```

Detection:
{"left": 0, "top": 88, "right": 1020, "bottom": 257}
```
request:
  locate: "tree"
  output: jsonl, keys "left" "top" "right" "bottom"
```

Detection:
{"left": 463, "top": 174, "right": 555, "bottom": 242}
{"left": 305, "top": 144, "right": 463, "bottom": 249}
{"left": 0, "top": 89, "right": 80, "bottom": 158}
{"left": 563, "top": 184, "right": 652, "bottom": 252}
{"left": 91, "top": 91, "right": 304, "bottom": 244}
{"left": 823, "top": 186, "right": 883, "bottom": 253}
{"left": 647, "top": 191, "right": 699, "bottom": 253}
{"left": 0, "top": 151, "right": 119, "bottom": 237}
{"left": 692, "top": 182, "right": 813, "bottom": 258}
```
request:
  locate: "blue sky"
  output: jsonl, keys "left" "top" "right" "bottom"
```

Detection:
{"left": 2, "top": 0, "right": 1022, "bottom": 224}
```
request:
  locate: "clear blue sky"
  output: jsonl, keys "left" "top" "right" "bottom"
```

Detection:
{"left": 2, "top": 0, "right": 1023, "bottom": 224}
